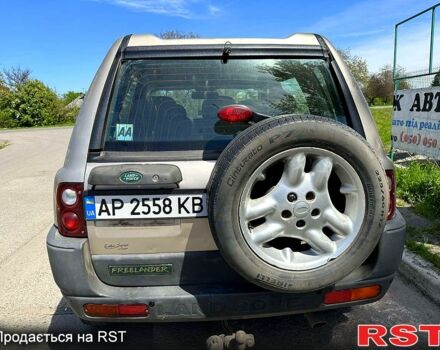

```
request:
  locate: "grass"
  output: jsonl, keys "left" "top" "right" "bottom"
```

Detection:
{"left": 0, "top": 141, "right": 8, "bottom": 150}
{"left": 406, "top": 222, "right": 440, "bottom": 245}
{"left": 370, "top": 106, "right": 392, "bottom": 152}
{"left": 406, "top": 240, "right": 440, "bottom": 270}
{"left": 397, "top": 162, "right": 440, "bottom": 269}
{"left": 406, "top": 223, "right": 440, "bottom": 271}
{"left": 397, "top": 162, "right": 440, "bottom": 219}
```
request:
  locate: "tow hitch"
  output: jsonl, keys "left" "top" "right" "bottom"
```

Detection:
{"left": 206, "top": 330, "right": 255, "bottom": 350}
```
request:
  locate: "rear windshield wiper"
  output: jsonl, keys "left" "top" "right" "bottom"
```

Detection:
{"left": 222, "top": 41, "right": 232, "bottom": 64}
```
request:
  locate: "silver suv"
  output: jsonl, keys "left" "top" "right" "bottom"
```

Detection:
{"left": 47, "top": 34, "right": 406, "bottom": 323}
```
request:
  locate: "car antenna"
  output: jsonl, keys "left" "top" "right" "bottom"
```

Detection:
{"left": 222, "top": 41, "right": 232, "bottom": 64}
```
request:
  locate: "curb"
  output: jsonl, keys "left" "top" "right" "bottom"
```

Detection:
{"left": 398, "top": 247, "right": 440, "bottom": 305}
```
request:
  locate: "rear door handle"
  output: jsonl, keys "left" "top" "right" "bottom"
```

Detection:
{"left": 88, "top": 164, "right": 182, "bottom": 189}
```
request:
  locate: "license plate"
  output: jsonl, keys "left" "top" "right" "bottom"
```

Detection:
{"left": 84, "top": 194, "right": 207, "bottom": 220}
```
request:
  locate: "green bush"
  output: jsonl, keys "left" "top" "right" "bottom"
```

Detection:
{"left": 0, "top": 109, "right": 17, "bottom": 128}
{"left": 397, "top": 162, "right": 440, "bottom": 218}
{"left": 62, "top": 91, "right": 82, "bottom": 106}
{"left": 9, "top": 80, "right": 64, "bottom": 126}
{"left": 0, "top": 80, "right": 79, "bottom": 128}
{"left": 60, "top": 106, "right": 80, "bottom": 125}
{"left": 0, "top": 89, "right": 15, "bottom": 128}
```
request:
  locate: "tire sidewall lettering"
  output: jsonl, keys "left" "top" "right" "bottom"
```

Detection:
{"left": 226, "top": 144, "right": 263, "bottom": 187}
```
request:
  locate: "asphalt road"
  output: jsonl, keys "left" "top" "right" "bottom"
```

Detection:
{"left": 0, "top": 127, "right": 439, "bottom": 350}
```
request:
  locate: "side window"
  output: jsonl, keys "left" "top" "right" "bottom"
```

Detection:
{"left": 313, "top": 66, "right": 347, "bottom": 123}
{"left": 280, "top": 78, "right": 309, "bottom": 114}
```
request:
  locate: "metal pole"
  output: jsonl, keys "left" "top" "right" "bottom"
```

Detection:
{"left": 391, "top": 25, "right": 399, "bottom": 160}
{"left": 430, "top": 7, "right": 436, "bottom": 73}
{"left": 393, "top": 24, "right": 398, "bottom": 90}
{"left": 395, "top": 3, "right": 440, "bottom": 27}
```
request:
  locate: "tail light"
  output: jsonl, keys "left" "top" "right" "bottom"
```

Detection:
{"left": 324, "top": 285, "right": 381, "bottom": 304}
{"left": 217, "top": 105, "right": 254, "bottom": 123}
{"left": 56, "top": 182, "right": 87, "bottom": 237}
{"left": 83, "top": 304, "right": 149, "bottom": 318}
{"left": 386, "top": 169, "right": 396, "bottom": 220}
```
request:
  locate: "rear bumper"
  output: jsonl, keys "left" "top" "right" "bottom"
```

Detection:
{"left": 47, "top": 211, "right": 406, "bottom": 322}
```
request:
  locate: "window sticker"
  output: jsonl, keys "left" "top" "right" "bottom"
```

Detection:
{"left": 115, "top": 123, "right": 133, "bottom": 141}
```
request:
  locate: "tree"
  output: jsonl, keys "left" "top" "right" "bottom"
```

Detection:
{"left": 377, "top": 65, "right": 394, "bottom": 104}
{"left": 338, "top": 49, "right": 369, "bottom": 90}
{"left": 432, "top": 71, "right": 440, "bottom": 87}
{"left": 0, "top": 72, "right": 8, "bottom": 94}
{"left": 7, "top": 80, "right": 63, "bottom": 127}
{"left": 0, "top": 77, "right": 14, "bottom": 127}
{"left": 62, "top": 91, "right": 83, "bottom": 105}
{"left": 158, "top": 30, "right": 199, "bottom": 39}
{"left": 364, "top": 73, "right": 384, "bottom": 105}
{"left": 364, "top": 65, "right": 393, "bottom": 105}
{"left": 364, "top": 65, "right": 409, "bottom": 105}
{"left": 3, "top": 66, "right": 31, "bottom": 90}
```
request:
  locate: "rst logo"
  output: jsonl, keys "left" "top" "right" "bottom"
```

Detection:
{"left": 358, "top": 324, "right": 440, "bottom": 347}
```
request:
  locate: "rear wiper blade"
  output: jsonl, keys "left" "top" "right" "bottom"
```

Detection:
{"left": 221, "top": 41, "right": 232, "bottom": 64}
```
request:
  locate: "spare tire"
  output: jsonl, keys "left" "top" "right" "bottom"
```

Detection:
{"left": 208, "top": 115, "right": 388, "bottom": 293}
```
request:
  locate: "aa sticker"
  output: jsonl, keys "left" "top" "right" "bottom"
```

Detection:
{"left": 116, "top": 123, "right": 133, "bottom": 141}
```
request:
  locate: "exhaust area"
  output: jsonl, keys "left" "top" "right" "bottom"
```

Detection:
{"left": 304, "top": 312, "right": 328, "bottom": 329}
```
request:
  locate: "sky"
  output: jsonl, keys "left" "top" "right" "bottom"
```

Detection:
{"left": 0, "top": 0, "right": 438, "bottom": 94}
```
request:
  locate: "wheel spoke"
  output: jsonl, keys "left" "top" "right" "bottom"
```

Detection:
{"left": 340, "top": 184, "right": 357, "bottom": 194}
{"left": 305, "top": 229, "right": 337, "bottom": 254}
{"left": 245, "top": 196, "right": 277, "bottom": 221}
{"left": 311, "top": 157, "right": 333, "bottom": 190}
{"left": 251, "top": 223, "right": 284, "bottom": 245}
{"left": 281, "top": 247, "right": 293, "bottom": 263}
{"left": 323, "top": 207, "right": 353, "bottom": 236}
{"left": 284, "top": 153, "right": 306, "bottom": 186}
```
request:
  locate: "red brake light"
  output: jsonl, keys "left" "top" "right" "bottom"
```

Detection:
{"left": 56, "top": 183, "right": 87, "bottom": 237}
{"left": 61, "top": 212, "right": 80, "bottom": 231}
{"left": 217, "top": 104, "right": 253, "bottom": 123}
{"left": 386, "top": 169, "right": 396, "bottom": 220}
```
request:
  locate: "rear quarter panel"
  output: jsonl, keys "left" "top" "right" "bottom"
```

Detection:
{"left": 323, "top": 38, "right": 392, "bottom": 167}
{"left": 53, "top": 38, "right": 123, "bottom": 225}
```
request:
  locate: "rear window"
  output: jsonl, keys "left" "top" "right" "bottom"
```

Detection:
{"left": 103, "top": 58, "right": 346, "bottom": 152}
